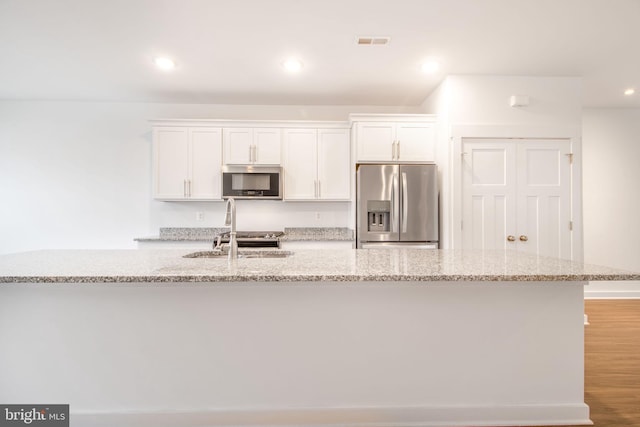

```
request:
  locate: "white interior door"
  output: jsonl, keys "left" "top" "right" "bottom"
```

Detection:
{"left": 516, "top": 140, "right": 572, "bottom": 259}
{"left": 462, "top": 138, "right": 573, "bottom": 259}
{"left": 462, "top": 139, "right": 517, "bottom": 251}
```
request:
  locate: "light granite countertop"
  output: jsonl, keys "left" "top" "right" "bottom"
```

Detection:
{"left": 0, "top": 249, "right": 637, "bottom": 284}
{"left": 134, "top": 227, "right": 354, "bottom": 242}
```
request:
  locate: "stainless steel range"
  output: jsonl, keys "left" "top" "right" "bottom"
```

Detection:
{"left": 216, "top": 231, "right": 284, "bottom": 248}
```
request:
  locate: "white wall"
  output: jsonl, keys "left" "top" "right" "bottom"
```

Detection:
{"left": 0, "top": 101, "right": 421, "bottom": 254}
{"left": 582, "top": 109, "right": 640, "bottom": 297}
{"left": 420, "top": 80, "right": 453, "bottom": 247}
{"left": 446, "top": 75, "right": 582, "bottom": 125}
{"left": 421, "top": 76, "right": 583, "bottom": 250}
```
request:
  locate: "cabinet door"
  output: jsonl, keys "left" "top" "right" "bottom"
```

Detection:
{"left": 223, "top": 128, "right": 252, "bottom": 164}
{"left": 462, "top": 139, "right": 517, "bottom": 251}
{"left": 254, "top": 128, "right": 281, "bottom": 165}
{"left": 317, "top": 129, "right": 350, "bottom": 200}
{"left": 189, "top": 128, "right": 223, "bottom": 200}
{"left": 516, "top": 140, "right": 572, "bottom": 259}
{"left": 283, "top": 129, "right": 318, "bottom": 200}
{"left": 356, "top": 122, "right": 394, "bottom": 161}
{"left": 395, "top": 123, "right": 435, "bottom": 161}
{"left": 153, "top": 127, "right": 189, "bottom": 199}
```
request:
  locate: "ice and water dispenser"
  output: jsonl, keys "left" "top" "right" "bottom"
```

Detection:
{"left": 366, "top": 200, "right": 391, "bottom": 232}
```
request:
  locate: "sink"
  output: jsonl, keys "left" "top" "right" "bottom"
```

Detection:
{"left": 183, "top": 250, "right": 293, "bottom": 259}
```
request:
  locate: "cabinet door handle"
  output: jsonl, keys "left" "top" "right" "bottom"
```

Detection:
{"left": 397, "top": 140, "right": 400, "bottom": 159}
{"left": 252, "top": 145, "right": 257, "bottom": 163}
{"left": 188, "top": 180, "right": 192, "bottom": 197}
{"left": 318, "top": 180, "right": 321, "bottom": 199}
{"left": 519, "top": 235, "right": 528, "bottom": 242}
{"left": 392, "top": 141, "right": 396, "bottom": 160}
{"left": 184, "top": 179, "right": 187, "bottom": 197}
{"left": 507, "top": 235, "right": 515, "bottom": 242}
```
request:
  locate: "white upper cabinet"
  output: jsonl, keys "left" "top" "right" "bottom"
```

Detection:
{"left": 254, "top": 128, "right": 282, "bottom": 164}
{"left": 395, "top": 123, "right": 435, "bottom": 161}
{"left": 153, "top": 126, "right": 223, "bottom": 200}
{"left": 283, "top": 128, "right": 350, "bottom": 201}
{"left": 283, "top": 129, "right": 317, "bottom": 200}
{"left": 352, "top": 115, "right": 436, "bottom": 162}
{"left": 356, "top": 122, "right": 395, "bottom": 161}
{"left": 223, "top": 127, "right": 281, "bottom": 165}
{"left": 317, "top": 129, "right": 351, "bottom": 200}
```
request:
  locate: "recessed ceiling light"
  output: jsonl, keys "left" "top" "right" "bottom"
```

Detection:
{"left": 421, "top": 60, "right": 440, "bottom": 74}
{"left": 624, "top": 88, "right": 635, "bottom": 96}
{"left": 154, "top": 57, "right": 176, "bottom": 71}
{"left": 282, "top": 58, "right": 303, "bottom": 73}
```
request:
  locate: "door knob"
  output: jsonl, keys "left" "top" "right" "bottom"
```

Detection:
{"left": 519, "top": 235, "right": 528, "bottom": 242}
{"left": 507, "top": 235, "right": 515, "bottom": 242}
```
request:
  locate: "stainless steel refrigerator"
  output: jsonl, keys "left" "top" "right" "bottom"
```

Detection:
{"left": 356, "top": 163, "right": 439, "bottom": 248}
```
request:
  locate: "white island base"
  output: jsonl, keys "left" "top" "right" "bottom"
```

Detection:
{"left": 1, "top": 280, "right": 590, "bottom": 427}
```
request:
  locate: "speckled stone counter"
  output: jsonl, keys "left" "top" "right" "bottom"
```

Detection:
{"left": 0, "top": 249, "right": 637, "bottom": 284}
{"left": 134, "top": 227, "right": 354, "bottom": 242}
{"left": 282, "top": 227, "right": 353, "bottom": 241}
{"left": 134, "top": 227, "right": 229, "bottom": 242}
{"left": 3, "top": 248, "right": 634, "bottom": 426}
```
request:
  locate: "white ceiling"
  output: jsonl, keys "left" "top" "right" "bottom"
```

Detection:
{"left": 1, "top": 0, "right": 638, "bottom": 108}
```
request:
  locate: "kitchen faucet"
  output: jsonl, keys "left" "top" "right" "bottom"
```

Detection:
{"left": 224, "top": 197, "right": 238, "bottom": 261}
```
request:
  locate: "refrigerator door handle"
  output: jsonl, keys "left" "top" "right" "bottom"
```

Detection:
{"left": 402, "top": 172, "right": 408, "bottom": 233}
{"left": 391, "top": 173, "right": 399, "bottom": 232}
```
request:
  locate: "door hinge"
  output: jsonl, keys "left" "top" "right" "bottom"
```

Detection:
{"left": 569, "top": 220, "right": 573, "bottom": 231}
{"left": 566, "top": 153, "right": 574, "bottom": 164}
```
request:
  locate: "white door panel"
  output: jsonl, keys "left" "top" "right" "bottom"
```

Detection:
{"left": 396, "top": 123, "right": 435, "bottom": 161}
{"left": 283, "top": 129, "right": 317, "bottom": 200}
{"left": 517, "top": 140, "right": 572, "bottom": 259}
{"left": 190, "top": 128, "right": 222, "bottom": 199}
{"left": 154, "top": 128, "right": 189, "bottom": 199}
{"left": 462, "top": 138, "right": 572, "bottom": 259}
{"left": 317, "top": 129, "right": 350, "bottom": 200}
{"left": 462, "top": 141, "right": 516, "bottom": 251}
{"left": 254, "top": 128, "right": 281, "bottom": 165}
{"left": 356, "top": 122, "right": 394, "bottom": 161}
{"left": 223, "top": 128, "right": 253, "bottom": 164}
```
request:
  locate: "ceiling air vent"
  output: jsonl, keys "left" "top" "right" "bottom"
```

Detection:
{"left": 356, "top": 36, "right": 391, "bottom": 46}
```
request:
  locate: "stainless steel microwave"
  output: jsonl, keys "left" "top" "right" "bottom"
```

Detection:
{"left": 222, "top": 165, "right": 283, "bottom": 199}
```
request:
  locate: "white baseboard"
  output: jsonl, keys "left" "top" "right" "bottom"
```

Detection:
{"left": 584, "top": 290, "right": 640, "bottom": 299}
{"left": 71, "top": 404, "right": 592, "bottom": 427}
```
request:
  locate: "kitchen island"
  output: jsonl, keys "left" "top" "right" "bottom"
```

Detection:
{"left": 1, "top": 249, "right": 638, "bottom": 427}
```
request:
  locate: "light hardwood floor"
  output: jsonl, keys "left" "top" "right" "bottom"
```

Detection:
{"left": 531, "top": 299, "right": 640, "bottom": 427}
{"left": 582, "top": 299, "right": 640, "bottom": 426}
